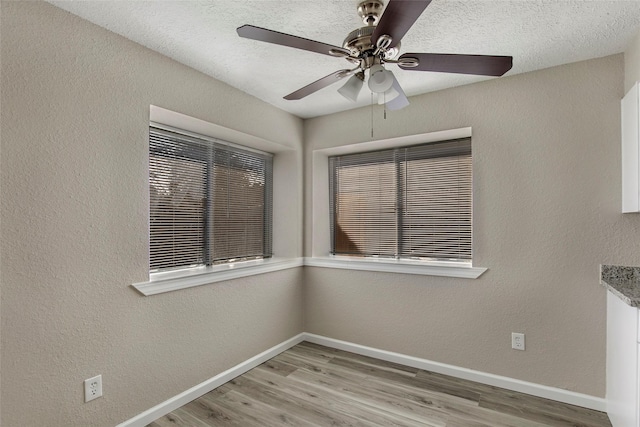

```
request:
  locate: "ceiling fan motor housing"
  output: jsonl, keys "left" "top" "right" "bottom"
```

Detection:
{"left": 343, "top": 26, "right": 400, "bottom": 61}
{"left": 343, "top": 0, "right": 401, "bottom": 64}
{"left": 343, "top": 26, "right": 375, "bottom": 56}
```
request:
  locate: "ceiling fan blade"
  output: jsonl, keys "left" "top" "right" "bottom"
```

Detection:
{"left": 284, "top": 69, "right": 351, "bottom": 100}
{"left": 237, "top": 25, "right": 350, "bottom": 57}
{"left": 398, "top": 53, "right": 513, "bottom": 76}
{"left": 372, "top": 0, "right": 432, "bottom": 49}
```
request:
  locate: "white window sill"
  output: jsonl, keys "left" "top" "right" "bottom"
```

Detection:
{"left": 132, "top": 257, "right": 304, "bottom": 296}
{"left": 132, "top": 256, "right": 486, "bottom": 296}
{"left": 304, "top": 256, "right": 487, "bottom": 279}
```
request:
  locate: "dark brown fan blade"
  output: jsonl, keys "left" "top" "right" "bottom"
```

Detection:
{"left": 372, "top": 0, "right": 432, "bottom": 49}
{"left": 398, "top": 53, "right": 513, "bottom": 76}
{"left": 284, "top": 70, "right": 351, "bottom": 100}
{"left": 237, "top": 25, "right": 350, "bottom": 57}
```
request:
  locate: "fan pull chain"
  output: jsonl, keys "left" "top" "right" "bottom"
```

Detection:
{"left": 384, "top": 91, "right": 387, "bottom": 120}
{"left": 370, "top": 92, "right": 374, "bottom": 139}
{"left": 226, "top": 148, "right": 231, "bottom": 219}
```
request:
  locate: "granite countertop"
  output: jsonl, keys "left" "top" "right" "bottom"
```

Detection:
{"left": 601, "top": 265, "right": 640, "bottom": 307}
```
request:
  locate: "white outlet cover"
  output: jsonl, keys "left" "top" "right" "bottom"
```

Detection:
{"left": 84, "top": 374, "right": 103, "bottom": 402}
{"left": 511, "top": 332, "right": 525, "bottom": 351}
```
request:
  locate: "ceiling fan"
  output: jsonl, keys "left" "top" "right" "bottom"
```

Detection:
{"left": 237, "top": 0, "right": 513, "bottom": 111}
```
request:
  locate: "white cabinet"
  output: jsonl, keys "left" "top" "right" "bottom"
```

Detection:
{"left": 622, "top": 81, "right": 640, "bottom": 213}
{"left": 606, "top": 292, "right": 640, "bottom": 427}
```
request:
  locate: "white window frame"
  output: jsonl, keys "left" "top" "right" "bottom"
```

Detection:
{"left": 132, "top": 106, "right": 303, "bottom": 296}
{"left": 308, "top": 127, "right": 486, "bottom": 279}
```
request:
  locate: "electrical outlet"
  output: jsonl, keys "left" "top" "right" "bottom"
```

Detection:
{"left": 512, "top": 332, "right": 525, "bottom": 351}
{"left": 84, "top": 375, "right": 102, "bottom": 402}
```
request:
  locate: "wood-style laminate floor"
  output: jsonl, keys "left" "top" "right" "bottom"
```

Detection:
{"left": 148, "top": 342, "right": 612, "bottom": 427}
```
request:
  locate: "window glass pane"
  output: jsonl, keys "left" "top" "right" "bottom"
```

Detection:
{"left": 149, "top": 127, "right": 272, "bottom": 272}
{"left": 401, "top": 151, "right": 472, "bottom": 260}
{"left": 329, "top": 138, "right": 472, "bottom": 262}
{"left": 333, "top": 156, "right": 397, "bottom": 256}
{"left": 149, "top": 143, "right": 207, "bottom": 271}
{"left": 211, "top": 149, "right": 268, "bottom": 263}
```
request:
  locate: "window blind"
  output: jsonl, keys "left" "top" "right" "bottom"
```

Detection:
{"left": 149, "top": 126, "right": 272, "bottom": 272}
{"left": 329, "top": 138, "right": 472, "bottom": 261}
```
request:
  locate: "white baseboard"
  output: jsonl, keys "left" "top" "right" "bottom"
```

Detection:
{"left": 116, "top": 333, "right": 306, "bottom": 427}
{"left": 302, "top": 333, "right": 607, "bottom": 412}
{"left": 118, "top": 331, "right": 606, "bottom": 426}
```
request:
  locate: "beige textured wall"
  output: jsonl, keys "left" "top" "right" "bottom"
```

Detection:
{"left": 1, "top": 1, "right": 638, "bottom": 425}
{"left": 625, "top": 30, "right": 640, "bottom": 93}
{"left": 303, "top": 55, "right": 639, "bottom": 398}
{"left": 0, "top": 2, "right": 304, "bottom": 426}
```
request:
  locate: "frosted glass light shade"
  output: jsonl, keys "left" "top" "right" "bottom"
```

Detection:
{"left": 368, "top": 64, "right": 394, "bottom": 93}
{"left": 338, "top": 74, "right": 364, "bottom": 102}
{"left": 386, "top": 76, "right": 410, "bottom": 111}
{"left": 377, "top": 85, "right": 400, "bottom": 104}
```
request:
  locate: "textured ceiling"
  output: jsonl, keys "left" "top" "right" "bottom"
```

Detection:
{"left": 47, "top": 0, "right": 640, "bottom": 119}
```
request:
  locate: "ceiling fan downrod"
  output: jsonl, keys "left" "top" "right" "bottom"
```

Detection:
{"left": 357, "top": 1, "right": 384, "bottom": 26}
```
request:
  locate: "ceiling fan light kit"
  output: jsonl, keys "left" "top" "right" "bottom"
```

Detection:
{"left": 368, "top": 64, "right": 395, "bottom": 93}
{"left": 377, "top": 83, "right": 400, "bottom": 105}
{"left": 385, "top": 78, "right": 410, "bottom": 111}
{"left": 338, "top": 73, "right": 365, "bottom": 102}
{"left": 237, "top": 0, "right": 513, "bottom": 112}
